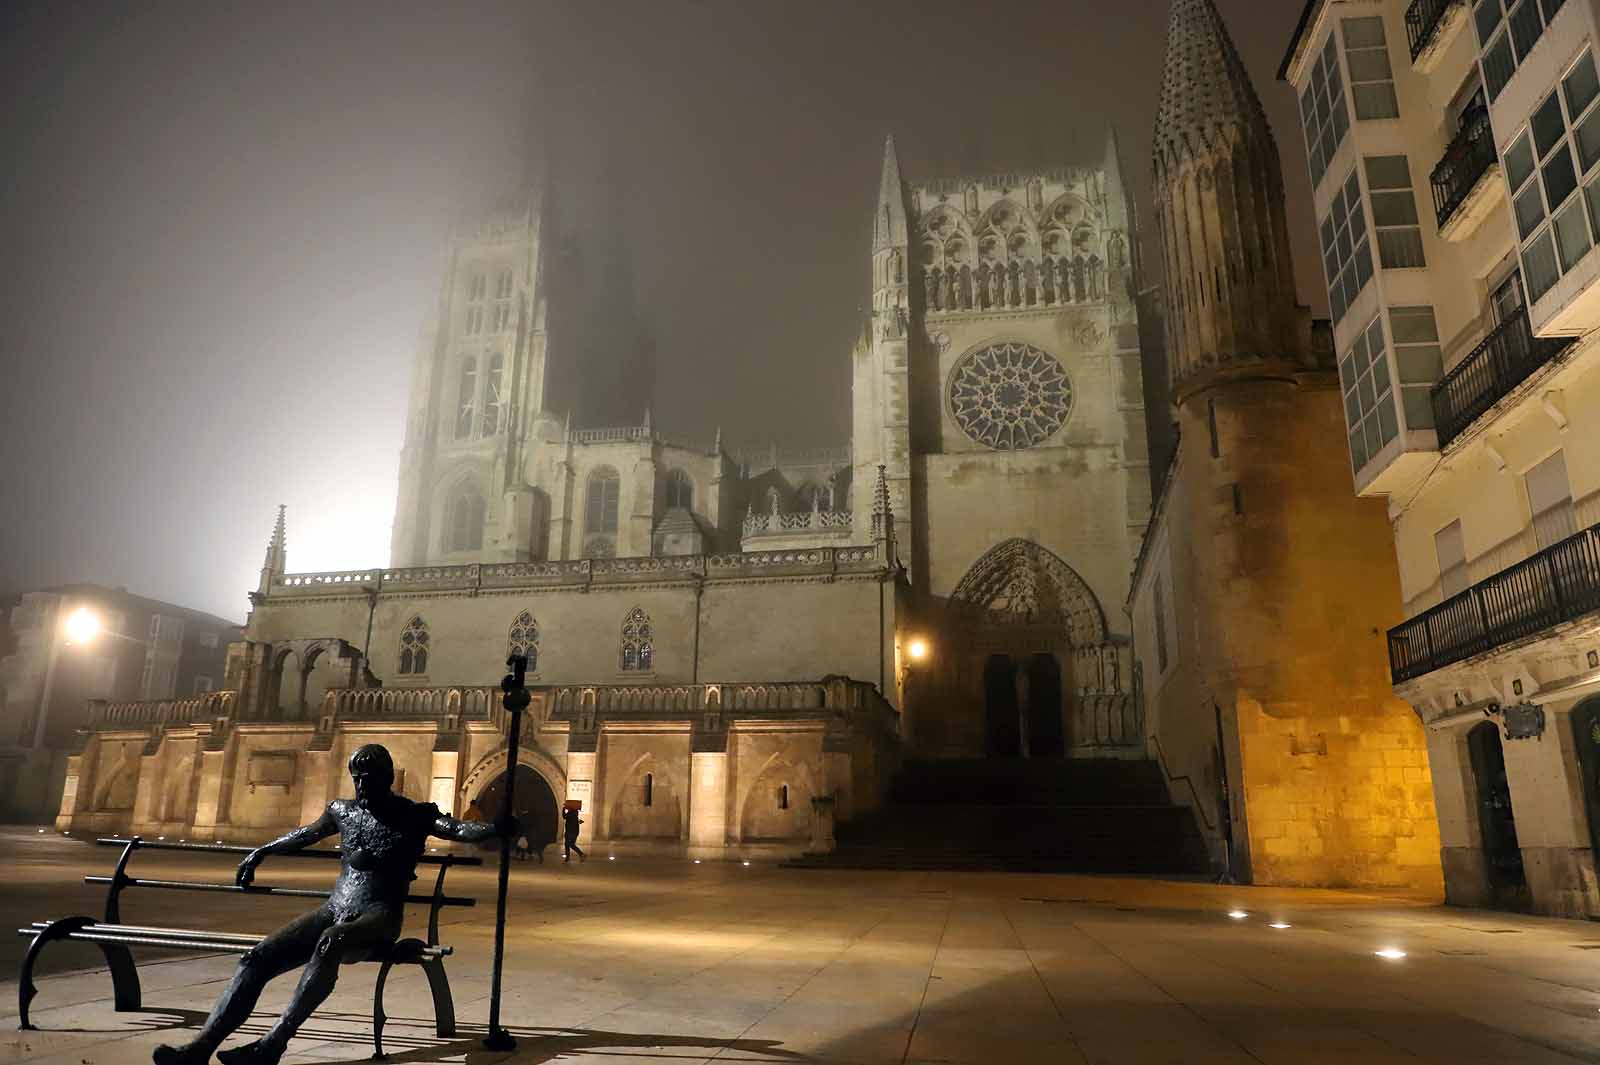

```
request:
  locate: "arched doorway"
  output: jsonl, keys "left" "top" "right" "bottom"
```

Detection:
{"left": 983, "top": 655, "right": 1021, "bottom": 757}
{"left": 1467, "top": 721, "right": 1525, "bottom": 897}
{"left": 1571, "top": 698, "right": 1600, "bottom": 861}
{"left": 475, "top": 765, "right": 559, "bottom": 854}
{"left": 1025, "top": 654, "right": 1065, "bottom": 756}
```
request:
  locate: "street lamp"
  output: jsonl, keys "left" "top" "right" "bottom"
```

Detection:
{"left": 907, "top": 638, "right": 929, "bottom": 663}
{"left": 62, "top": 607, "right": 102, "bottom": 646}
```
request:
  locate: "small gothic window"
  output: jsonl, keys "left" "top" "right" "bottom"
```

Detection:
{"left": 586, "top": 468, "right": 620, "bottom": 534}
{"left": 665, "top": 469, "right": 693, "bottom": 510}
{"left": 890, "top": 249, "right": 904, "bottom": 283}
{"left": 449, "top": 487, "right": 485, "bottom": 552}
{"left": 398, "top": 616, "right": 430, "bottom": 675}
{"left": 643, "top": 773, "right": 654, "bottom": 807}
{"left": 455, "top": 356, "right": 477, "bottom": 440}
{"left": 481, "top": 353, "right": 505, "bottom": 435}
{"left": 508, "top": 610, "right": 539, "bottom": 672}
{"left": 620, "top": 607, "right": 653, "bottom": 672}
{"left": 778, "top": 784, "right": 789, "bottom": 810}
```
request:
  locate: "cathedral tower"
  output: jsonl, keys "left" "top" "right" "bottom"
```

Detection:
{"left": 1152, "top": 0, "right": 1313, "bottom": 403}
{"left": 1136, "top": 0, "right": 1441, "bottom": 889}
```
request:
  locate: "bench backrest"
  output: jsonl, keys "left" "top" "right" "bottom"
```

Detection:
{"left": 93, "top": 837, "right": 482, "bottom": 946}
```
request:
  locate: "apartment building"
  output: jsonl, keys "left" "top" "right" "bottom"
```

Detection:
{"left": 1282, "top": 0, "right": 1600, "bottom": 915}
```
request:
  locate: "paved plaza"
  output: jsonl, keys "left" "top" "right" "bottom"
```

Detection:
{"left": 0, "top": 830, "right": 1598, "bottom": 1064}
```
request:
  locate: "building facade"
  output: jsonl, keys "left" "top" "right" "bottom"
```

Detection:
{"left": 1128, "top": 0, "right": 1444, "bottom": 892}
{"left": 1282, "top": 0, "right": 1600, "bottom": 914}
{"left": 0, "top": 586, "right": 240, "bottom": 822}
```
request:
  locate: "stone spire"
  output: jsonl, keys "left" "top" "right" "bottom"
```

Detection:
{"left": 1152, "top": 0, "right": 1309, "bottom": 404}
{"left": 871, "top": 465, "right": 894, "bottom": 543}
{"left": 257, "top": 505, "right": 287, "bottom": 595}
{"left": 873, "top": 136, "right": 907, "bottom": 253}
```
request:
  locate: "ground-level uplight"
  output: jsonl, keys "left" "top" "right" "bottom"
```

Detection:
{"left": 1227, "top": 910, "right": 1249, "bottom": 920}
{"left": 1375, "top": 948, "right": 1407, "bottom": 960}
{"left": 743, "top": 860, "right": 751, "bottom": 867}
{"left": 693, "top": 859, "right": 701, "bottom": 864}
{"left": 1269, "top": 922, "right": 1291, "bottom": 929}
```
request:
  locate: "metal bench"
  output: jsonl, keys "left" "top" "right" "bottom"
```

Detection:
{"left": 16, "top": 836, "right": 482, "bottom": 1060}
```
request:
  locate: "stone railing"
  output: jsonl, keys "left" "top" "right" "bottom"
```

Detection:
{"left": 88, "top": 690, "right": 237, "bottom": 729}
{"left": 742, "top": 508, "right": 853, "bottom": 538}
{"left": 324, "top": 686, "right": 501, "bottom": 719}
{"left": 545, "top": 677, "right": 899, "bottom": 726}
{"left": 572, "top": 426, "right": 651, "bottom": 444}
{"left": 269, "top": 546, "right": 887, "bottom": 600}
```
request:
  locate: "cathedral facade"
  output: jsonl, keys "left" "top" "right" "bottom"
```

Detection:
{"left": 55, "top": 124, "right": 1154, "bottom": 856}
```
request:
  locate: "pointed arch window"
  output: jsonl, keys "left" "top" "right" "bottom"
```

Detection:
{"left": 491, "top": 269, "right": 513, "bottom": 331}
{"left": 465, "top": 273, "right": 486, "bottom": 335}
{"left": 448, "top": 485, "right": 485, "bottom": 552}
{"left": 620, "top": 607, "right": 653, "bottom": 672}
{"left": 586, "top": 468, "right": 621, "bottom": 534}
{"left": 482, "top": 353, "right": 505, "bottom": 435}
{"left": 665, "top": 469, "right": 693, "bottom": 510}
{"left": 398, "top": 616, "right": 430, "bottom": 675}
{"left": 508, "top": 610, "right": 539, "bottom": 672}
{"left": 455, "top": 356, "right": 477, "bottom": 440}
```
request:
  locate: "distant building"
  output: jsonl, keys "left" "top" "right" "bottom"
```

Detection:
{"left": 1281, "top": 0, "right": 1600, "bottom": 916}
{"left": 0, "top": 585, "right": 241, "bottom": 821}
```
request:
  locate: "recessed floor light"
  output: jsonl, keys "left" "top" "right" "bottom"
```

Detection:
{"left": 693, "top": 859, "right": 701, "bottom": 864}
{"left": 1375, "top": 948, "right": 1407, "bottom": 960}
{"left": 608, "top": 855, "right": 616, "bottom": 861}
{"left": 743, "top": 861, "right": 751, "bottom": 867}
{"left": 1227, "top": 910, "right": 1249, "bottom": 920}
{"left": 1269, "top": 922, "right": 1291, "bottom": 929}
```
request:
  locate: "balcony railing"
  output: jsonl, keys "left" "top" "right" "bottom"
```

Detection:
{"left": 1388, "top": 520, "right": 1600, "bottom": 683}
{"left": 1430, "top": 105, "right": 1496, "bottom": 231}
{"left": 1429, "top": 308, "right": 1576, "bottom": 448}
{"left": 1406, "top": 0, "right": 1461, "bottom": 60}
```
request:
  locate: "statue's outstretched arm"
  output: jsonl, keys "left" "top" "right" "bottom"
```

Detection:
{"left": 431, "top": 811, "right": 503, "bottom": 845}
{"left": 236, "top": 806, "right": 340, "bottom": 886}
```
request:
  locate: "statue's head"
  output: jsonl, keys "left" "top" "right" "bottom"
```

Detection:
{"left": 348, "top": 744, "right": 394, "bottom": 802}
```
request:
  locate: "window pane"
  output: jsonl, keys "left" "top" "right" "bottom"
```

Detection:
{"left": 1364, "top": 154, "right": 1412, "bottom": 189}
{"left": 1353, "top": 83, "right": 1400, "bottom": 120}
{"left": 1345, "top": 386, "right": 1362, "bottom": 427}
{"left": 1371, "top": 189, "right": 1420, "bottom": 226}
{"left": 1484, "top": 33, "right": 1516, "bottom": 101}
{"left": 1349, "top": 426, "right": 1368, "bottom": 471}
{"left": 1352, "top": 331, "right": 1371, "bottom": 372}
{"left": 1377, "top": 393, "right": 1399, "bottom": 444}
{"left": 1523, "top": 228, "right": 1560, "bottom": 301}
{"left": 1475, "top": 0, "right": 1503, "bottom": 40}
{"left": 1566, "top": 53, "right": 1600, "bottom": 118}
{"left": 1342, "top": 16, "right": 1387, "bottom": 47}
{"left": 1358, "top": 373, "right": 1376, "bottom": 412}
{"left": 1543, "top": 143, "right": 1579, "bottom": 208}
{"left": 1509, "top": 0, "right": 1544, "bottom": 62}
{"left": 1372, "top": 349, "right": 1392, "bottom": 394}
{"left": 1554, "top": 194, "right": 1593, "bottom": 270}
{"left": 1397, "top": 344, "right": 1444, "bottom": 383}
{"left": 1575, "top": 107, "right": 1600, "bottom": 173}
{"left": 1515, "top": 181, "right": 1547, "bottom": 239}
{"left": 1355, "top": 239, "right": 1375, "bottom": 286}
{"left": 1347, "top": 49, "right": 1393, "bottom": 83}
{"left": 1533, "top": 92, "right": 1567, "bottom": 158}
{"left": 1366, "top": 317, "right": 1387, "bottom": 359}
{"left": 1389, "top": 305, "right": 1440, "bottom": 343}
{"left": 1364, "top": 415, "right": 1381, "bottom": 458}
{"left": 1403, "top": 386, "right": 1436, "bottom": 428}
{"left": 1585, "top": 180, "right": 1600, "bottom": 243}
{"left": 1505, "top": 133, "right": 1536, "bottom": 190}
{"left": 1339, "top": 354, "right": 1356, "bottom": 392}
{"left": 1378, "top": 228, "right": 1427, "bottom": 267}
{"left": 1321, "top": 216, "right": 1338, "bottom": 255}
{"left": 1542, "top": 0, "right": 1566, "bottom": 19}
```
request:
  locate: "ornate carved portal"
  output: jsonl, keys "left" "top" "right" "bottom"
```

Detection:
{"left": 948, "top": 540, "right": 1136, "bottom": 756}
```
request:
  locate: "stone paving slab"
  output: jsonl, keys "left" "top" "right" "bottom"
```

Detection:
{"left": 0, "top": 831, "right": 1598, "bottom": 1063}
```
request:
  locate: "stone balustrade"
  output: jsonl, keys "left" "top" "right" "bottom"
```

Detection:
{"left": 89, "top": 690, "right": 237, "bottom": 728}
{"left": 268, "top": 545, "right": 887, "bottom": 600}
{"left": 324, "top": 685, "right": 501, "bottom": 719}
{"left": 743, "top": 509, "right": 853, "bottom": 538}
{"left": 732, "top": 446, "right": 852, "bottom": 474}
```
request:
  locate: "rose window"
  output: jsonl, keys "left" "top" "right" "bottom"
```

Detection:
{"left": 948, "top": 342, "right": 1071, "bottom": 450}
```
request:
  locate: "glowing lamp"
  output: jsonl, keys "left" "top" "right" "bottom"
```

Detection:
{"left": 907, "top": 638, "right": 929, "bottom": 662}
{"left": 63, "top": 607, "right": 102, "bottom": 646}
{"left": 1375, "top": 948, "right": 1407, "bottom": 960}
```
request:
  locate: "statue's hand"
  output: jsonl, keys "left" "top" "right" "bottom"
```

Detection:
{"left": 236, "top": 849, "right": 265, "bottom": 888}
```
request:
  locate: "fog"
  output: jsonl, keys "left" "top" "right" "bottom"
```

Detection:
{"left": 0, "top": 0, "right": 1319, "bottom": 620}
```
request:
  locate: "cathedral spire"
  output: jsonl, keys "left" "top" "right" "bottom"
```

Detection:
{"left": 1152, "top": 0, "right": 1308, "bottom": 404}
{"left": 257, "top": 505, "right": 287, "bottom": 595}
{"left": 873, "top": 135, "right": 907, "bottom": 253}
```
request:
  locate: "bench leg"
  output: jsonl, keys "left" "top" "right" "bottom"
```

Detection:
{"left": 371, "top": 959, "right": 394, "bottom": 1061}
{"left": 418, "top": 955, "right": 455, "bottom": 1039}
{"left": 18, "top": 917, "right": 141, "bottom": 1031}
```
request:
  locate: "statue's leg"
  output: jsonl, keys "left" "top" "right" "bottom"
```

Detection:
{"left": 225, "top": 908, "right": 399, "bottom": 1064}
{"left": 152, "top": 908, "right": 330, "bottom": 1065}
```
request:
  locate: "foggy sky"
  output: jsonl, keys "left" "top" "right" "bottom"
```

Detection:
{"left": 0, "top": 0, "right": 1319, "bottom": 621}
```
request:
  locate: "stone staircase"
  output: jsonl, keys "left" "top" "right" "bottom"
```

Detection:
{"left": 785, "top": 758, "right": 1210, "bottom": 875}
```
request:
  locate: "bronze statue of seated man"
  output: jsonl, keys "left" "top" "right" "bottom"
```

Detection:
{"left": 154, "top": 743, "right": 503, "bottom": 1065}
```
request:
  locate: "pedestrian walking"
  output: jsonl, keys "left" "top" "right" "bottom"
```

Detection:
{"left": 562, "top": 805, "right": 586, "bottom": 863}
